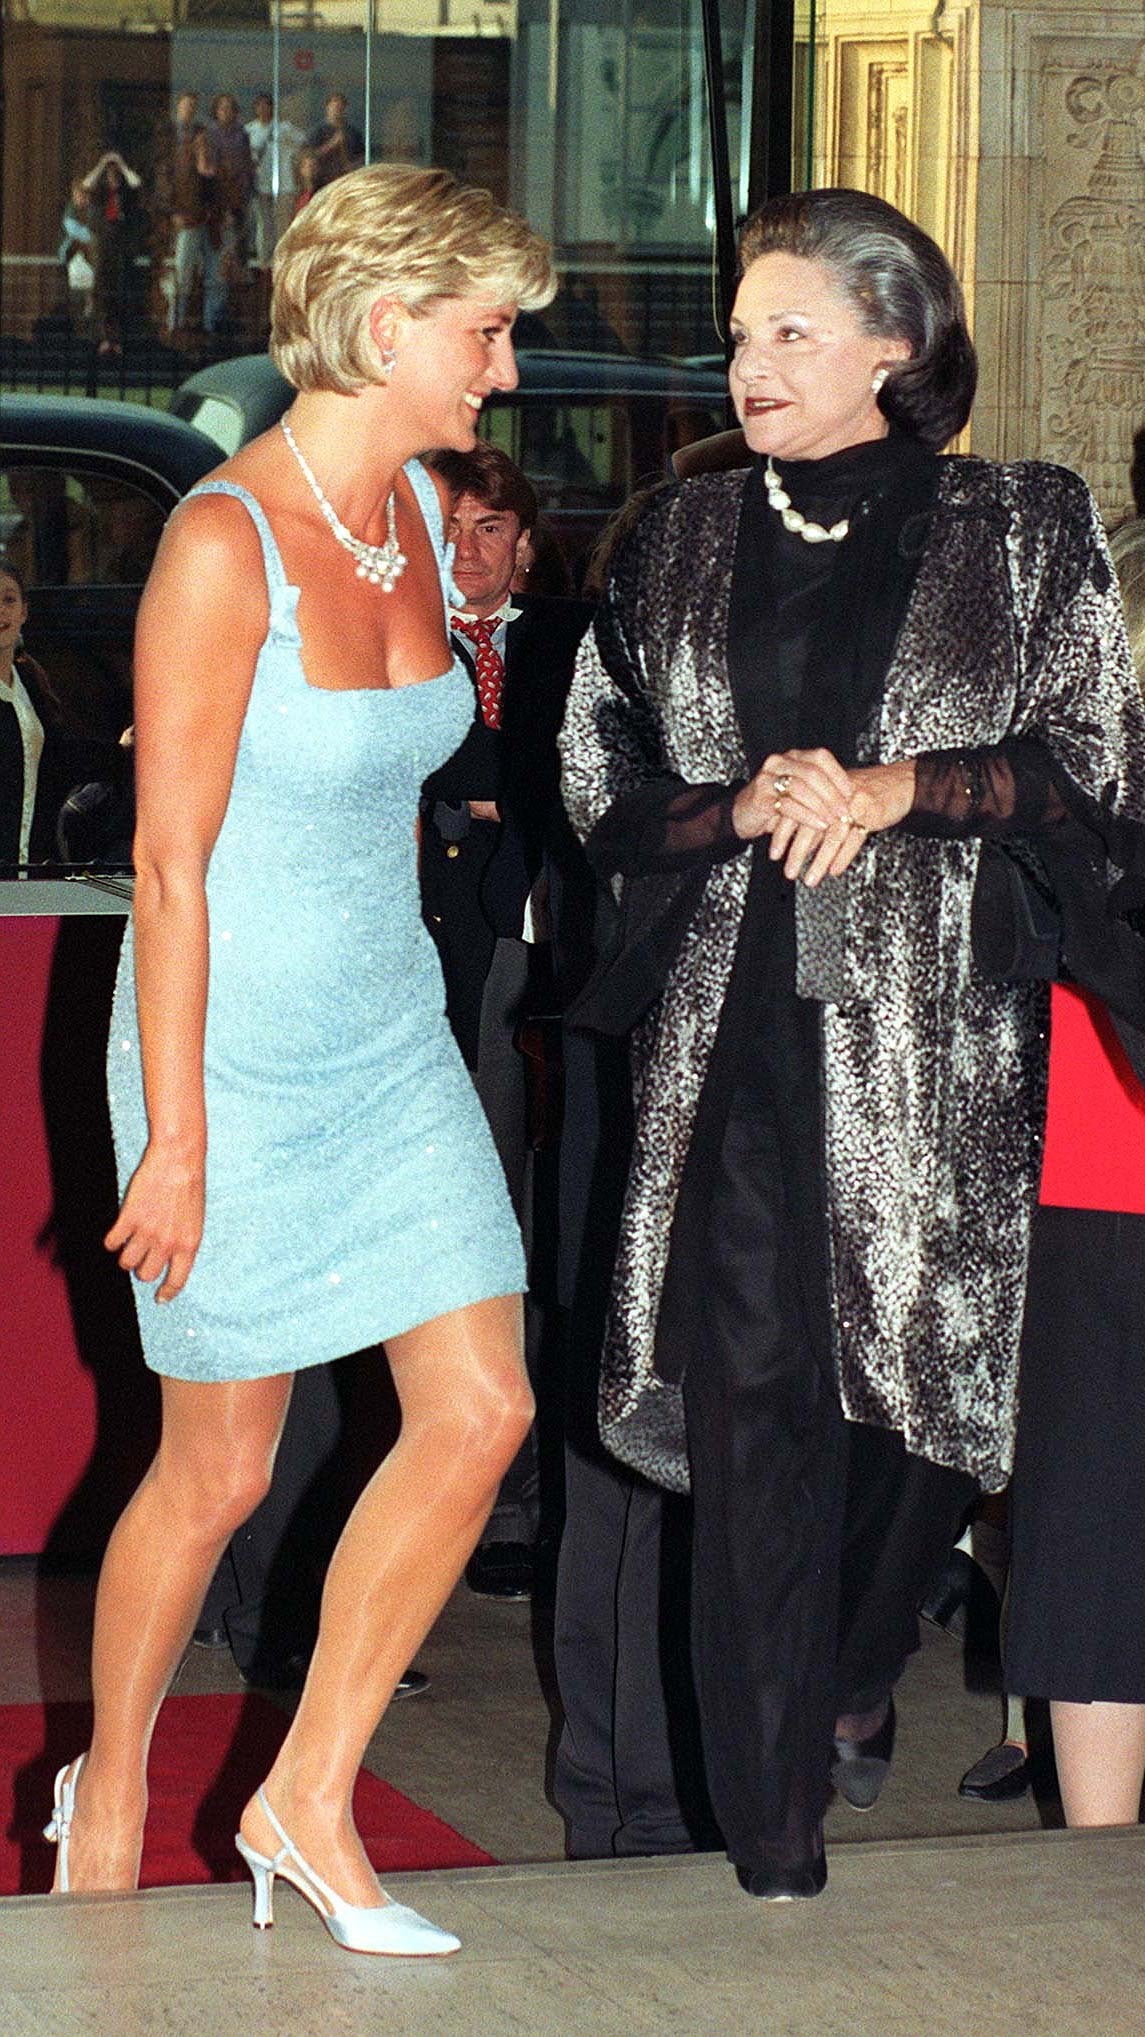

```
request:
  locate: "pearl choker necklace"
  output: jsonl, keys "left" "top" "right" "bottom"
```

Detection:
{"left": 281, "top": 418, "right": 408, "bottom": 590}
{"left": 763, "top": 458, "right": 849, "bottom": 545}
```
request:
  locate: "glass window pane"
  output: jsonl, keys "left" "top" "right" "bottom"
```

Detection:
{"left": 1, "top": 465, "right": 166, "bottom": 588}
{"left": 3, "top": 0, "right": 739, "bottom": 587}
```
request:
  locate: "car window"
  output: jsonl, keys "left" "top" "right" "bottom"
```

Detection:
{"left": 480, "top": 394, "right": 725, "bottom": 518}
{"left": 169, "top": 394, "right": 246, "bottom": 458}
{"left": 0, "top": 464, "right": 167, "bottom": 588}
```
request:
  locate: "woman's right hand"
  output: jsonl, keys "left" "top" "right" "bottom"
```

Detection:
{"left": 732, "top": 747, "right": 854, "bottom": 844}
{"left": 104, "top": 1144, "right": 204, "bottom": 1303}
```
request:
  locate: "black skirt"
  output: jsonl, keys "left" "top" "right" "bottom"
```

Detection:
{"left": 1005, "top": 1204, "right": 1145, "bottom": 1704}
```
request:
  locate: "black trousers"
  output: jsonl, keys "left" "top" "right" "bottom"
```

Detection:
{"left": 473, "top": 936, "right": 540, "bottom": 1547}
{"left": 553, "top": 1443, "right": 714, "bottom": 1857}
{"left": 553, "top": 1016, "right": 974, "bottom": 1864}
{"left": 682, "top": 1060, "right": 975, "bottom": 1876}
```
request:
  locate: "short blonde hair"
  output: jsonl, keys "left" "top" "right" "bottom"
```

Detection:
{"left": 1111, "top": 516, "right": 1145, "bottom": 687}
{"left": 270, "top": 163, "right": 556, "bottom": 394}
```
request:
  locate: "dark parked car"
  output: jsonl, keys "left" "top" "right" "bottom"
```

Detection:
{"left": 170, "top": 349, "right": 730, "bottom": 579}
{"left": 1, "top": 395, "right": 221, "bottom": 869}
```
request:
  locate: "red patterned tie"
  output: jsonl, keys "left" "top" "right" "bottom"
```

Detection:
{"left": 451, "top": 616, "right": 505, "bottom": 729}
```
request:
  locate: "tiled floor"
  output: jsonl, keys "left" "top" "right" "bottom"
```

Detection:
{"left": 0, "top": 1559, "right": 1044, "bottom": 1865}
{"left": 4, "top": 1833, "right": 1145, "bottom": 2036}
{"left": 3, "top": 1562, "right": 1142, "bottom": 2034}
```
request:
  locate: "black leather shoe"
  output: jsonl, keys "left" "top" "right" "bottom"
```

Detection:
{"left": 831, "top": 1697, "right": 896, "bottom": 1811}
{"left": 465, "top": 1541, "right": 534, "bottom": 1600}
{"left": 736, "top": 1851, "right": 827, "bottom": 1901}
{"left": 241, "top": 1653, "right": 430, "bottom": 1698}
{"left": 957, "top": 1740, "right": 1030, "bottom": 1801}
{"left": 191, "top": 1623, "right": 230, "bottom": 1648}
{"left": 393, "top": 1668, "right": 430, "bottom": 1699}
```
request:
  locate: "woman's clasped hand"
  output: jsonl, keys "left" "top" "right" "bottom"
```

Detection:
{"left": 731, "top": 744, "right": 916, "bottom": 884}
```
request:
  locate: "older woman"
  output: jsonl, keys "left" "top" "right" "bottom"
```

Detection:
{"left": 44, "top": 164, "right": 553, "bottom": 1956}
{"left": 559, "top": 187, "right": 1145, "bottom": 1898}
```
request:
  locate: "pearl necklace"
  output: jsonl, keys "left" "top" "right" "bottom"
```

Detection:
{"left": 763, "top": 458, "right": 849, "bottom": 545}
{"left": 280, "top": 418, "right": 408, "bottom": 590}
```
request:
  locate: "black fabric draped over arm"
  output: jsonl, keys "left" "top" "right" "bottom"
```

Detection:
{"left": 584, "top": 777, "right": 745, "bottom": 879}
{"left": 902, "top": 737, "right": 1069, "bottom": 838}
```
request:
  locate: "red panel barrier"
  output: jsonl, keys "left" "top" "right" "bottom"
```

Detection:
{"left": 0, "top": 915, "right": 158, "bottom": 1558}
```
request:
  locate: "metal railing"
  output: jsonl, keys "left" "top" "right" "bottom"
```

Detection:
{"left": 1, "top": 253, "right": 721, "bottom": 410}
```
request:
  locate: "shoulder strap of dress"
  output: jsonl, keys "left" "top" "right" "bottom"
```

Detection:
{"left": 402, "top": 458, "right": 445, "bottom": 560}
{"left": 180, "top": 479, "right": 288, "bottom": 599}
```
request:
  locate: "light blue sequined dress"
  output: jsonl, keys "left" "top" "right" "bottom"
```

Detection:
{"left": 107, "top": 462, "right": 525, "bottom": 1381}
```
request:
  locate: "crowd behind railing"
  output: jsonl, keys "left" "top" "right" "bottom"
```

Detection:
{"left": 4, "top": 89, "right": 717, "bottom": 401}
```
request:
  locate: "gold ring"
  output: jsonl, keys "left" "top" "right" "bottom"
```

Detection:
{"left": 773, "top": 773, "right": 792, "bottom": 798}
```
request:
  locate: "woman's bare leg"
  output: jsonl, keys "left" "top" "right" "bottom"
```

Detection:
{"left": 59, "top": 1372, "right": 294, "bottom": 1891}
{"left": 1051, "top": 1701, "right": 1145, "bottom": 1826}
{"left": 241, "top": 1293, "right": 530, "bottom": 1904}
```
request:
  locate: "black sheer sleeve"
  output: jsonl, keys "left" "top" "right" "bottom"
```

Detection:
{"left": 900, "top": 736, "right": 1069, "bottom": 839}
{"left": 585, "top": 776, "right": 747, "bottom": 880}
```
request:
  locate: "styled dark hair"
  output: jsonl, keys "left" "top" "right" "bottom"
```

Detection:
{"left": 426, "top": 443, "right": 538, "bottom": 534}
{"left": 737, "top": 188, "right": 977, "bottom": 452}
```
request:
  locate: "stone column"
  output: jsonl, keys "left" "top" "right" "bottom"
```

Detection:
{"left": 974, "top": 3, "right": 1145, "bottom": 519}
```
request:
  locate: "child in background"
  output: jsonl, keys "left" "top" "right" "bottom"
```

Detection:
{"left": 58, "top": 182, "right": 97, "bottom": 331}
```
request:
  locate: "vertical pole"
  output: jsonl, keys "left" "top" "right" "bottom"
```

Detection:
{"left": 699, "top": 0, "right": 738, "bottom": 348}
{"left": 803, "top": 0, "right": 817, "bottom": 191}
{"left": 363, "top": 0, "right": 374, "bottom": 165}
{"left": 746, "top": 0, "right": 795, "bottom": 212}
{"left": 271, "top": 0, "right": 282, "bottom": 203}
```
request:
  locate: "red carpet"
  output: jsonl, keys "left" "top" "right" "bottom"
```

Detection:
{"left": 2, "top": 1695, "right": 496, "bottom": 1896}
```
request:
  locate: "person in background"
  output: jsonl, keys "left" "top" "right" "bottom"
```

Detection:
{"left": 204, "top": 94, "right": 254, "bottom": 323}
{"left": 165, "top": 93, "right": 222, "bottom": 334}
{"left": 81, "top": 149, "right": 144, "bottom": 355}
{"left": 558, "top": 186, "right": 1145, "bottom": 1899}
{"left": 309, "top": 92, "right": 364, "bottom": 189}
{"left": 553, "top": 485, "right": 710, "bottom": 1857}
{"left": 0, "top": 562, "right": 109, "bottom": 872}
{"left": 245, "top": 92, "right": 306, "bottom": 266}
{"left": 423, "top": 442, "right": 592, "bottom": 1597}
{"left": 0, "top": 562, "right": 53, "bottom": 871}
{"left": 58, "top": 181, "right": 97, "bottom": 333}
{"left": 963, "top": 508, "right": 1145, "bottom": 1825}
{"left": 292, "top": 147, "right": 322, "bottom": 219}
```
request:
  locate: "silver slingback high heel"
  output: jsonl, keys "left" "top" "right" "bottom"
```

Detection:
{"left": 43, "top": 1754, "right": 86, "bottom": 1892}
{"left": 234, "top": 1788, "right": 460, "bottom": 1957}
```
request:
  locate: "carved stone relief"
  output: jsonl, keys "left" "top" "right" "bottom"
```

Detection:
{"left": 1040, "top": 58, "right": 1145, "bottom": 516}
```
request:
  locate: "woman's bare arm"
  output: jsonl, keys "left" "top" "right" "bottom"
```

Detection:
{"left": 105, "top": 495, "right": 266, "bottom": 1301}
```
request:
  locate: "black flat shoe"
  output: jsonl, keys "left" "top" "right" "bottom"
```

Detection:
{"left": 465, "top": 1541, "right": 535, "bottom": 1600}
{"left": 736, "top": 1851, "right": 827, "bottom": 1901}
{"left": 831, "top": 1697, "right": 896, "bottom": 1811}
{"left": 957, "top": 1741, "right": 1030, "bottom": 1801}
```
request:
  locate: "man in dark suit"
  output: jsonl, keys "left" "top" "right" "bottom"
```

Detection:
{"left": 423, "top": 443, "right": 591, "bottom": 1596}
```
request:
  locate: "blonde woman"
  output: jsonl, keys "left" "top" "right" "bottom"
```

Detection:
{"left": 45, "top": 165, "right": 554, "bottom": 1956}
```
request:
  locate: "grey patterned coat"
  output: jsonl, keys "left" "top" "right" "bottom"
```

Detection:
{"left": 559, "top": 457, "right": 1145, "bottom": 1494}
